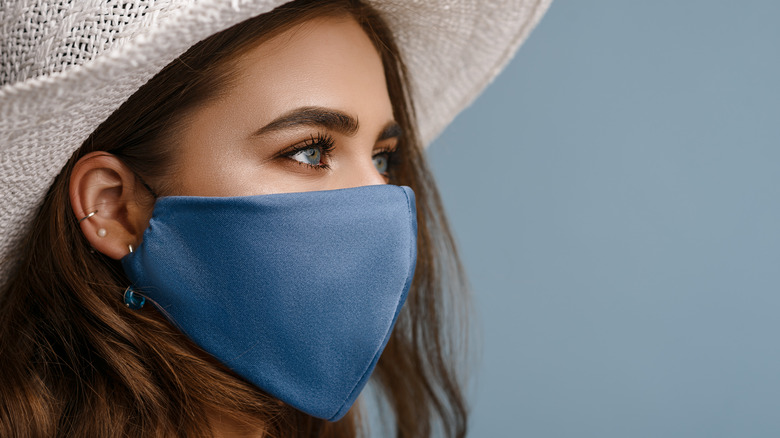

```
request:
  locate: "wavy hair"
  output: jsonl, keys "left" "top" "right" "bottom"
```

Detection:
{"left": 0, "top": 1, "right": 470, "bottom": 436}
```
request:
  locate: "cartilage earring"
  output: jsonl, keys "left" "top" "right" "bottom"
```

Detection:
{"left": 123, "top": 285, "right": 145, "bottom": 310}
{"left": 97, "top": 228, "right": 107, "bottom": 237}
{"left": 78, "top": 210, "right": 98, "bottom": 224}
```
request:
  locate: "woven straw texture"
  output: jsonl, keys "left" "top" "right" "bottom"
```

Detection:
{"left": 0, "top": 0, "right": 551, "bottom": 287}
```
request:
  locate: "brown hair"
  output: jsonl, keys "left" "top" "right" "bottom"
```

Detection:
{"left": 0, "top": 0, "right": 470, "bottom": 436}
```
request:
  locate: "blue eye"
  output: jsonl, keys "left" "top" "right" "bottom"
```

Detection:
{"left": 291, "top": 147, "right": 322, "bottom": 166}
{"left": 373, "top": 153, "right": 389, "bottom": 174}
{"left": 283, "top": 133, "right": 335, "bottom": 170}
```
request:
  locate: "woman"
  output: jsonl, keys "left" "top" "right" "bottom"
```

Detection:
{"left": 0, "top": 0, "right": 550, "bottom": 436}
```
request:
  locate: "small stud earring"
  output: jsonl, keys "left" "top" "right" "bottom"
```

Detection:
{"left": 128, "top": 244, "right": 134, "bottom": 253}
{"left": 97, "top": 228, "right": 107, "bottom": 237}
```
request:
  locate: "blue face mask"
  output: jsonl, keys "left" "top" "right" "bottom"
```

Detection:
{"left": 121, "top": 184, "right": 417, "bottom": 421}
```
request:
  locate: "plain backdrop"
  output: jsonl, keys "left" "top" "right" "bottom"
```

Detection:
{"left": 426, "top": 1, "right": 780, "bottom": 437}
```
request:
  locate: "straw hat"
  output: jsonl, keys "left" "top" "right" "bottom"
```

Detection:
{"left": 0, "top": 0, "right": 551, "bottom": 287}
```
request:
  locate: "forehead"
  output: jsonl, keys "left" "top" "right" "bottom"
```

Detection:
{"left": 222, "top": 15, "right": 390, "bottom": 123}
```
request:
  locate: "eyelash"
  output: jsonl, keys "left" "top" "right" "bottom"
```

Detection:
{"left": 281, "top": 132, "right": 399, "bottom": 175}
{"left": 373, "top": 145, "right": 396, "bottom": 156}
{"left": 282, "top": 133, "right": 336, "bottom": 170}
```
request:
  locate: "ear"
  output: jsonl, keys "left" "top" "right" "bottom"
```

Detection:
{"left": 70, "top": 152, "right": 155, "bottom": 260}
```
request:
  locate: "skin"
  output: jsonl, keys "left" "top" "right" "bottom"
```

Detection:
{"left": 70, "top": 15, "right": 396, "bottom": 258}
{"left": 68, "top": 15, "right": 396, "bottom": 436}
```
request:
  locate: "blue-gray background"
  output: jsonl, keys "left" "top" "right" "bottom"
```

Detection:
{"left": 427, "top": 1, "right": 780, "bottom": 437}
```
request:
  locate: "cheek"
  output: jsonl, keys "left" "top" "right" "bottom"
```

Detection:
{"left": 176, "top": 154, "right": 255, "bottom": 197}
{"left": 173, "top": 132, "right": 331, "bottom": 197}
{"left": 173, "top": 110, "right": 261, "bottom": 196}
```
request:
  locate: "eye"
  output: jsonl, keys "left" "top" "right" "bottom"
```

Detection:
{"left": 373, "top": 152, "right": 389, "bottom": 174}
{"left": 282, "top": 133, "right": 335, "bottom": 170}
{"left": 372, "top": 146, "right": 397, "bottom": 178}
{"left": 291, "top": 146, "right": 322, "bottom": 166}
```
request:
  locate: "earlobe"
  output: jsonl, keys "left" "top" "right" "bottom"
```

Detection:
{"left": 70, "top": 152, "right": 154, "bottom": 260}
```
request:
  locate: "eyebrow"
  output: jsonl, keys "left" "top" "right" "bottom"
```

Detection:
{"left": 251, "top": 106, "right": 402, "bottom": 141}
{"left": 377, "top": 122, "right": 403, "bottom": 142}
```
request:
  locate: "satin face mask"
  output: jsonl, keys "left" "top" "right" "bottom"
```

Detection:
{"left": 121, "top": 184, "right": 417, "bottom": 421}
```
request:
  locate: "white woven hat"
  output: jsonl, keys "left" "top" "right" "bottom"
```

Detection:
{"left": 0, "top": 0, "right": 551, "bottom": 286}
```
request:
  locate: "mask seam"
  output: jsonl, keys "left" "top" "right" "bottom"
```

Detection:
{"left": 327, "top": 186, "right": 416, "bottom": 421}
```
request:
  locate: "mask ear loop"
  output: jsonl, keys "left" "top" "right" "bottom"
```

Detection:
{"left": 122, "top": 172, "right": 158, "bottom": 311}
{"left": 135, "top": 173, "right": 159, "bottom": 200}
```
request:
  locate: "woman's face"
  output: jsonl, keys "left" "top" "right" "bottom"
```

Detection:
{"left": 71, "top": 14, "right": 399, "bottom": 260}
{"left": 171, "top": 14, "right": 398, "bottom": 197}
